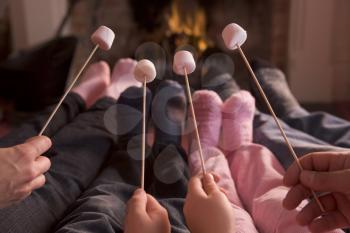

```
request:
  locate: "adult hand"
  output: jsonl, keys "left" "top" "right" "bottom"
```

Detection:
{"left": 283, "top": 151, "right": 350, "bottom": 232}
{"left": 0, "top": 136, "right": 52, "bottom": 208}
{"left": 124, "top": 189, "right": 171, "bottom": 233}
{"left": 184, "top": 173, "right": 235, "bottom": 233}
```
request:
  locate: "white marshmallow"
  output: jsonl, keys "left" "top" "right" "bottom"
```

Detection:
{"left": 222, "top": 23, "right": 247, "bottom": 50}
{"left": 134, "top": 59, "right": 157, "bottom": 83}
{"left": 91, "top": 26, "right": 115, "bottom": 51}
{"left": 173, "top": 50, "right": 196, "bottom": 75}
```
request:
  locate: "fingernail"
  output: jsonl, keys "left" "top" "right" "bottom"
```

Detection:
{"left": 134, "top": 188, "right": 144, "bottom": 195}
{"left": 205, "top": 173, "right": 214, "bottom": 181}
{"left": 36, "top": 136, "right": 51, "bottom": 147}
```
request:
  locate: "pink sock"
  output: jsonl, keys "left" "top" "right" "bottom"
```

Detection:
{"left": 190, "top": 90, "right": 223, "bottom": 152}
{"left": 103, "top": 58, "right": 142, "bottom": 100}
{"left": 72, "top": 61, "right": 110, "bottom": 108}
{"left": 221, "top": 90, "right": 255, "bottom": 152}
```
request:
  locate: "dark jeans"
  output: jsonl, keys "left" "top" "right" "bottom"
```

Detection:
{"left": 254, "top": 111, "right": 349, "bottom": 170}
{"left": 0, "top": 94, "right": 115, "bottom": 233}
{"left": 54, "top": 142, "right": 190, "bottom": 233}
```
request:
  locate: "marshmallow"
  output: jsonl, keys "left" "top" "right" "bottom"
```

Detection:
{"left": 222, "top": 23, "right": 247, "bottom": 50}
{"left": 134, "top": 59, "right": 157, "bottom": 83}
{"left": 173, "top": 50, "right": 196, "bottom": 75}
{"left": 91, "top": 26, "right": 115, "bottom": 51}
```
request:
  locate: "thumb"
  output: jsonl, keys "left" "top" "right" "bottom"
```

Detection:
{"left": 127, "top": 189, "right": 147, "bottom": 214}
{"left": 202, "top": 173, "right": 220, "bottom": 195}
{"left": 146, "top": 194, "right": 164, "bottom": 213}
{"left": 146, "top": 194, "right": 168, "bottom": 220}
{"left": 300, "top": 170, "right": 350, "bottom": 193}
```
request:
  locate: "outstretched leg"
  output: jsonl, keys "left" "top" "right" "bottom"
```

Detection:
{"left": 0, "top": 61, "right": 111, "bottom": 147}
{"left": 150, "top": 80, "right": 190, "bottom": 233}
{"left": 54, "top": 86, "right": 153, "bottom": 233}
{"left": 223, "top": 90, "right": 343, "bottom": 233}
{"left": 252, "top": 59, "right": 350, "bottom": 149}
{"left": 190, "top": 90, "right": 259, "bottom": 233}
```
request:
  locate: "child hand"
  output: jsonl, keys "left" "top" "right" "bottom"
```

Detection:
{"left": 124, "top": 189, "right": 171, "bottom": 233}
{"left": 283, "top": 151, "right": 350, "bottom": 232}
{"left": 184, "top": 173, "right": 235, "bottom": 233}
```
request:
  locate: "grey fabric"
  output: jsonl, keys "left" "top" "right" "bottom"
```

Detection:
{"left": 54, "top": 86, "right": 190, "bottom": 233}
{"left": 0, "top": 97, "right": 115, "bottom": 233}
{"left": 281, "top": 110, "right": 350, "bottom": 149}
{"left": 54, "top": 144, "right": 190, "bottom": 233}
{"left": 0, "top": 93, "right": 86, "bottom": 148}
{"left": 253, "top": 112, "right": 346, "bottom": 170}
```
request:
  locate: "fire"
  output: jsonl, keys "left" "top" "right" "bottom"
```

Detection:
{"left": 167, "top": 0, "right": 212, "bottom": 53}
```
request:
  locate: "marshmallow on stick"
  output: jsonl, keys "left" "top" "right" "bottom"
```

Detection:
{"left": 133, "top": 59, "right": 156, "bottom": 189}
{"left": 38, "top": 26, "right": 115, "bottom": 136}
{"left": 173, "top": 50, "right": 206, "bottom": 174}
{"left": 222, "top": 22, "right": 325, "bottom": 213}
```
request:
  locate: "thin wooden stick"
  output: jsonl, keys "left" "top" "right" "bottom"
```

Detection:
{"left": 141, "top": 79, "right": 147, "bottom": 189}
{"left": 184, "top": 68, "right": 207, "bottom": 174}
{"left": 38, "top": 44, "right": 99, "bottom": 136}
{"left": 236, "top": 45, "right": 325, "bottom": 212}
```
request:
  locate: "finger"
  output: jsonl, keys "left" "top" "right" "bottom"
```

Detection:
{"left": 126, "top": 189, "right": 147, "bottom": 214}
{"left": 35, "top": 156, "right": 51, "bottom": 174}
{"left": 300, "top": 170, "right": 350, "bottom": 193}
{"left": 309, "top": 212, "right": 349, "bottom": 233}
{"left": 12, "top": 190, "right": 32, "bottom": 203}
{"left": 11, "top": 185, "right": 32, "bottom": 201}
{"left": 296, "top": 194, "right": 337, "bottom": 225}
{"left": 18, "top": 156, "right": 51, "bottom": 184}
{"left": 187, "top": 176, "right": 207, "bottom": 198}
{"left": 284, "top": 151, "right": 350, "bottom": 187}
{"left": 283, "top": 184, "right": 311, "bottom": 210}
{"left": 26, "top": 136, "right": 52, "bottom": 153}
{"left": 304, "top": 151, "right": 350, "bottom": 171}
{"left": 202, "top": 173, "right": 220, "bottom": 195}
{"left": 198, "top": 172, "right": 221, "bottom": 183}
{"left": 220, "top": 187, "right": 229, "bottom": 197}
{"left": 28, "top": 174, "right": 46, "bottom": 191}
{"left": 284, "top": 160, "right": 302, "bottom": 187}
{"left": 14, "top": 136, "right": 52, "bottom": 160}
{"left": 15, "top": 175, "right": 46, "bottom": 197}
{"left": 146, "top": 194, "right": 165, "bottom": 213}
{"left": 211, "top": 173, "right": 221, "bottom": 183}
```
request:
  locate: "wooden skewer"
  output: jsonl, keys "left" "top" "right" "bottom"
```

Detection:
{"left": 236, "top": 44, "right": 325, "bottom": 212}
{"left": 134, "top": 59, "right": 156, "bottom": 190}
{"left": 184, "top": 67, "right": 207, "bottom": 175}
{"left": 38, "top": 45, "right": 99, "bottom": 136}
{"left": 141, "top": 78, "right": 147, "bottom": 189}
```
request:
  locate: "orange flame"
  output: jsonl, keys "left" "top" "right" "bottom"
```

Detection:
{"left": 167, "top": 0, "right": 211, "bottom": 53}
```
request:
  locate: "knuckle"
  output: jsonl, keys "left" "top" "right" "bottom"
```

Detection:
{"left": 15, "top": 144, "right": 37, "bottom": 160}
{"left": 25, "top": 167, "right": 38, "bottom": 180}
{"left": 13, "top": 145, "right": 28, "bottom": 157}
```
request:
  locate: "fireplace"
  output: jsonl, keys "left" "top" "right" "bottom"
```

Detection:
{"left": 68, "top": 0, "right": 290, "bottom": 89}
